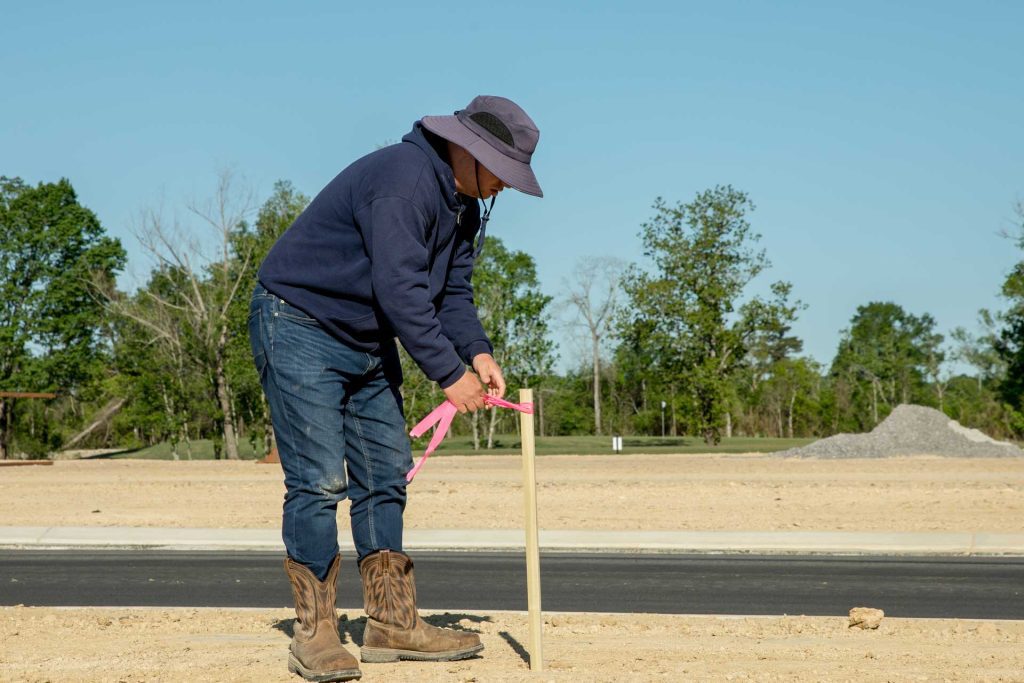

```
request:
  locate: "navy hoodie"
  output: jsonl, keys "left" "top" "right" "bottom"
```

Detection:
{"left": 257, "top": 123, "right": 492, "bottom": 388}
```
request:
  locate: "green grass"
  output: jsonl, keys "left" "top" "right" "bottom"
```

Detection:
{"left": 106, "top": 439, "right": 263, "bottom": 460}
{"left": 107, "top": 434, "right": 813, "bottom": 460}
{"left": 427, "top": 434, "right": 814, "bottom": 455}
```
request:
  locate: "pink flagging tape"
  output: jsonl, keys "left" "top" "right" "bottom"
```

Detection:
{"left": 482, "top": 395, "right": 535, "bottom": 414}
{"left": 406, "top": 394, "right": 534, "bottom": 482}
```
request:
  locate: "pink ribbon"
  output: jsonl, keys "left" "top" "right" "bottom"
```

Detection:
{"left": 406, "top": 394, "right": 534, "bottom": 482}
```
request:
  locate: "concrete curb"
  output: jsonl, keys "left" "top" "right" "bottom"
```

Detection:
{"left": 2, "top": 526, "right": 1023, "bottom": 555}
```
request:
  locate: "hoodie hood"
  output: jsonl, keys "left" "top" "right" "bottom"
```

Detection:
{"left": 402, "top": 122, "right": 461, "bottom": 212}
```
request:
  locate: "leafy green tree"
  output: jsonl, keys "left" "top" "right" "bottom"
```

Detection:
{"left": 103, "top": 170, "right": 255, "bottom": 459}
{"left": 995, "top": 206, "right": 1024, "bottom": 431}
{"left": 757, "top": 357, "right": 823, "bottom": 437}
{"left": 396, "top": 344, "right": 445, "bottom": 432}
{"left": 0, "top": 177, "right": 125, "bottom": 458}
{"left": 731, "top": 281, "right": 806, "bottom": 436}
{"left": 739, "top": 282, "right": 805, "bottom": 388}
{"left": 606, "top": 330, "right": 650, "bottom": 435}
{"left": 225, "top": 180, "right": 310, "bottom": 456}
{"left": 829, "top": 301, "right": 942, "bottom": 430}
{"left": 621, "top": 186, "right": 800, "bottom": 444}
{"left": 471, "top": 236, "right": 555, "bottom": 448}
{"left": 107, "top": 264, "right": 218, "bottom": 458}
{"left": 952, "top": 311, "right": 1006, "bottom": 391}
{"left": 536, "top": 368, "right": 594, "bottom": 436}
{"left": 99, "top": 180, "right": 310, "bottom": 458}
{"left": 944, "top": 374, "right": 1013, "bottom": 438}
{"left": 995, "top": 329, "right": 1024, "bottom": 428}
{"left": 938, "top": 314, "right": 1008, "bottom": 437}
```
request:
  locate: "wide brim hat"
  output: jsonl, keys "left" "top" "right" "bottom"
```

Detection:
{"left": 422, "top": 95, "right": 543, "bottom": 198}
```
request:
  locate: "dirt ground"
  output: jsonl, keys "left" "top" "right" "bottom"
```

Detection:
{"left": 3, "top": 455, "right": 1023, "bottom": 681}
{"left": 1, "top": 454, "right": 1022, "bottom": 532}
{"left": 2, "top": 606, "right": 1022, "bottom": 682}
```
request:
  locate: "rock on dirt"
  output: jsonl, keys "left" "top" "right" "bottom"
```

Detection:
{"left": 848, "top": 607, "right": 885, "bottom": 629}
{"left": 775, "top": 404, "right": 1023, "bottom": 459}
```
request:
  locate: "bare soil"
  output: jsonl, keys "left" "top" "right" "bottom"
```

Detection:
{"left": 3, "top": 455, "right": 1023, "bottom": 681}
{"left": 3, "top": 607, "right": 1023, "bottom": 682}
{"left": 1, "top": 454, "right": 1022, "bottom": 532}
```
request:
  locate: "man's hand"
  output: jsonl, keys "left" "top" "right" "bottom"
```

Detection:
{"left": 472, "top": 353, "right": 506, "bottom": 398}
{"left": 444, "top": 370, "right": 486, "bottom": 413}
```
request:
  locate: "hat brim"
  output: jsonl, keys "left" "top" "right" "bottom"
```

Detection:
{"left": 422, "top": 115, "right": 543, "bottom": 198}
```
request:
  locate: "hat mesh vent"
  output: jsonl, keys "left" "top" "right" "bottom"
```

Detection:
{"left": 469, "top": 112, "right": 515, "bottom": 146}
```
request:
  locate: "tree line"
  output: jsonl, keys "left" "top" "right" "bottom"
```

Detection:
{"left": 0, "top": 173, "right": 1019, "bottom": 458}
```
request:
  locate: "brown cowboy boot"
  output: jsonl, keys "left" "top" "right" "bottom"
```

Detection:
{"left": 358, "top": 549, "right": 483, "bottom": 663}
{"left": 284, "top": 554, "right": 362, "bottom": 682}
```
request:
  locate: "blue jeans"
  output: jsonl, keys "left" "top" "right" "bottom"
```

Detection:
{"left": 248, "top": 284, "right": 412, "bottom": 581}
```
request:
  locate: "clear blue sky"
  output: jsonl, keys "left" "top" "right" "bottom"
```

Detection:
{"left": 3, "top": 1, "right": 1022, "bottom": 371}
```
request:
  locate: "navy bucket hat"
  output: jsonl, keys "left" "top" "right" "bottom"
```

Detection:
{"left": 422, "top": 95, "right": 543, "bottom": 198}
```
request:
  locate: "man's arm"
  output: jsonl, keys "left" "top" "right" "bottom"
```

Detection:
{"left": 437, "top": 222, "right": 505, "bottom": 397}
{"left": 367, "top": 196, "right": 466, "bottom": 387}
{"left": 437, "top": 223, "right": 492, "bottom": 363}
{"left": 366, "top": 196, "right": 486, "bottom": 411}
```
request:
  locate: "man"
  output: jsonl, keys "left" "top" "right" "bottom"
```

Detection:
{"left": 249, "top": 95, "right": 542, "bottom": 682}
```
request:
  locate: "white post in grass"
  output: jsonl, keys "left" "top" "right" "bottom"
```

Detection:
{"left": 519, "top": 387, "right": 543, "bottom": 671}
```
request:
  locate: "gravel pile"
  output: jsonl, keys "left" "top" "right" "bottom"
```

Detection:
{"left": 775, "top": 404, "right": 1023, "bottom": 458}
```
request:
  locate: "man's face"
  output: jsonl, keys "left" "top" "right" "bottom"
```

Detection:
{"left": 448, "top": 142, "right": 507, "bottom": 199}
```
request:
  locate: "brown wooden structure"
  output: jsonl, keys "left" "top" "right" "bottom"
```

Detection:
{"left": 258, "top": 446, "right": 280, "bottom": 464}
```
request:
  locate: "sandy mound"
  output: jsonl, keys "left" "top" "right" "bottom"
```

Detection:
{"left": 776, "top": 404, "right": 1023, "bottom": 459}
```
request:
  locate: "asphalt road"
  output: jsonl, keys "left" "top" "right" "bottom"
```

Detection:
{"left": 2, "top": 550, "right": 1022, "bottom": 619}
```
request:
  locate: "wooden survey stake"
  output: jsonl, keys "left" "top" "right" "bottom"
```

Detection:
{"left": 519, "top": 387, "right": 543, "bottom": 671}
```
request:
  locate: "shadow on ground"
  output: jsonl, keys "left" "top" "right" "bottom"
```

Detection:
{"left": 271, "top": 612, "right": 497, "bottom": 658}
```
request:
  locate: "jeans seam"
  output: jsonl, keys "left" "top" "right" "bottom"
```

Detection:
{"left": 264, "top": 308, "right": 310, "bottom": 562}
{"left": 248, "top": 307, "right": 267, "bottom": 379}
{"left": 267, "top": 299, "right": 276, "bottom": 354}
{"left": 349, "top": 403, "right": 378, "bottom": 550}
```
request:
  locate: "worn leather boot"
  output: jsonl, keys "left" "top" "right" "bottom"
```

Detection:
{"left": 284, "top": 554, "right": 362, "bottom": 681}
{"left": 358, "top": 549, "right": 483, "bottom": 663}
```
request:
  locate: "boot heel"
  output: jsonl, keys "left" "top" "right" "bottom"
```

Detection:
{"left": 360, "top": 647, "right": 400, "bottom": 663}
{"left": 284, "top": 556, "right": 362, "bottom": 681}
{"left": 289, "top": 652, "right": 362, "bottom": 681}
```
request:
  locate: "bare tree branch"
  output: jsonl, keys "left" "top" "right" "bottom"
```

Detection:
{"left": 105, "top": 168, "right": 257, "bottom": 459}
{"left": 562, "top": 256, "right": 626, "bottom": 434}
